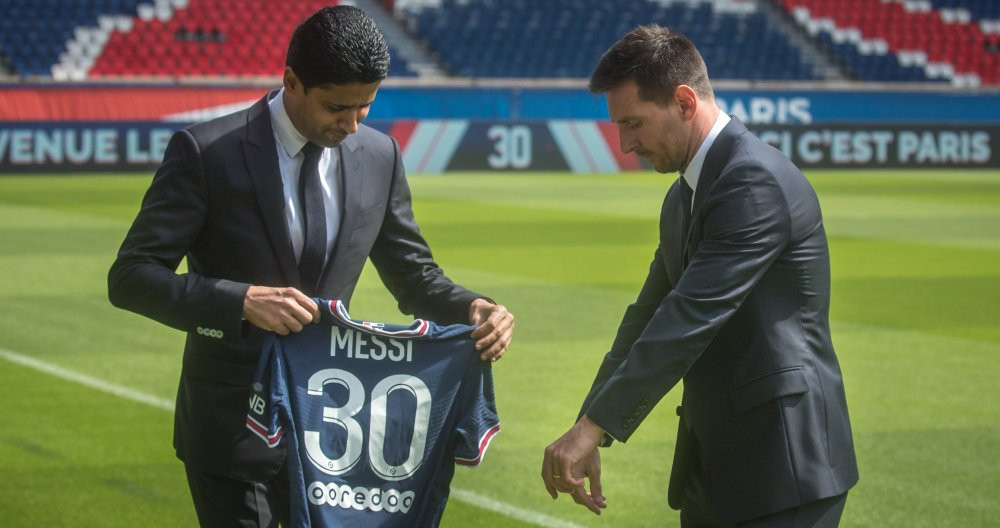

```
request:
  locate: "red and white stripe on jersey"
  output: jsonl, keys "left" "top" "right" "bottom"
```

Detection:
{"left": 246, "top": 415, "right": 283, "bottom": 448}
{"left": 325, "top": 300, "right": 430, "bottom": 337}
{"left": 454, "top": 424, "right": 501, "bottom": 467}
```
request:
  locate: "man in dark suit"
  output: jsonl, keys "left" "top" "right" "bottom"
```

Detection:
{"left": 541, "top": 26, "right": 857, "bottom": 527}
{"left": 108, "top": 6, "right": 514, "bottom": 526}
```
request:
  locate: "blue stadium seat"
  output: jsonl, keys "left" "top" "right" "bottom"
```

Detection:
{"left": 928, "top": 0, "right": 1000, "bottom": 21}
{"left": 815, "top": 32, "right": 946, "bottom": 83}
{"left": 403, "top": 0, "right": 822, "bottom": 81}
{"left": 0, "top": 0, "right": 144, "bottom": 75}
{"left": 0, "top": 0, "right": 421, "bottom": 78}
{"left": 389, "top": 47, "right": 418, "bottom": 78}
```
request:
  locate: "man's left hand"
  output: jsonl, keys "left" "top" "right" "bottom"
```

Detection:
{"left": 468, "top": 298, "right": 514, "bottom": 362}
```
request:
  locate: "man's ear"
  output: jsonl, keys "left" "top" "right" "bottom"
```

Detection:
{"left": 674, "top": 85, "right": 698, "bottom": 120}
{"left": 282, "top": 67, "right": 298, "bottom": 92}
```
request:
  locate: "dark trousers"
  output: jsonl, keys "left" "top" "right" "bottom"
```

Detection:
{"left": 679, "top": 436, "right": 847, "bottom": 528}
{"left": 185, "top": 463, "right": 290, "bottom": 528}
{"left": 681, "top": 490, "right": 847, "bottom": 528}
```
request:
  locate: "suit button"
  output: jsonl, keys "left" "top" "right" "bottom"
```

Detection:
{"left": 676, "top": 405, "right": 683, "bottom": 416}
{"left": 640, "top": 398, "right": 650, "bottom": 406}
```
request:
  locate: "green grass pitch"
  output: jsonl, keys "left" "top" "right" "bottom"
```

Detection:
{"left": 1, "top": 169, "right": 998, "bottom": 527}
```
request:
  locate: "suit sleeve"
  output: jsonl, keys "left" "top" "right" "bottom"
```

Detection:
{"left": 107, "top": 129, "right": 249, "bottom": 341}
{"left": 584, "top": 163, "right": 791, "bottom": 443}
{"left": 577, "top": 244, "right": 670, "bottom": 441}
{"left": 368, "top": 137, "right": 486, "bottom": 325}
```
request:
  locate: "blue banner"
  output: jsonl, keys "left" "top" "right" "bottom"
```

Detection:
{"left": 0, "top": 122, "right": 183, "bottom": 172}
{"left": 2, "top": 120, "right": 996, "bottom": 172}
{"left": 369, "top": 87, "right": 1000, "bottom": 123}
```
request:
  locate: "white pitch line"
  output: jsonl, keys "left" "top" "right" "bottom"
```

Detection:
{"left": 0, "top": 347, "right": 174, "bottom": 411}
{"left": 450, "top": 488, "right": 586, "bottom": 528}
{"left": 0, "top": 347, "right": 585, "bottom": 528}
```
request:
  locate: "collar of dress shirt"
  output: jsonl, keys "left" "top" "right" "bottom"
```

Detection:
{"left": 681, "top": 111, "right": 731, "bottom": 200}
{"left": 268, "top": 88, "right": 311, "bottom": 157}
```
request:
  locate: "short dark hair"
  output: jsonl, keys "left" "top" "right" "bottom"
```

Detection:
{"left": 286, "top": 5, "right": 390, "bottom": 90}
{"left": 589, "top": 25, "right": 713, "bottom": 104}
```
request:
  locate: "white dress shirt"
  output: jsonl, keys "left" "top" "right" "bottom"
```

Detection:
{"left": 268, "top": 89, "right": 341, "bottom": 264}
{"left": 682, "top": 111, "right": 731, "bottom": 211}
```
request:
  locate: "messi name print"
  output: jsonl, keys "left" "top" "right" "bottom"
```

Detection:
{"left": 247, "top": 299, "right": 500, "bottom": 527}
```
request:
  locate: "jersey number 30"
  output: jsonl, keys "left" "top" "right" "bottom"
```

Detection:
{"left": 304, "top": 369, "right": 431, "bottom": 482}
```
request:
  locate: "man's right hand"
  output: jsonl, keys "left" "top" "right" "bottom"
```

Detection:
{"left": 242, "top": 286, "right": 320, "bottom": 335}
{"left": 542, "top": 415, "right": 607, "bottom": 514}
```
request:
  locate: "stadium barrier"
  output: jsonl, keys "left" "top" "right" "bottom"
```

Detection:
{"left": 1, "top": 85, "right": 997, "bottom": 172}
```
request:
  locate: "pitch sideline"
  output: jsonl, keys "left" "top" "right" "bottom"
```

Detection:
{"left": 0, "top": 347, "right": 585, "bottom": 528}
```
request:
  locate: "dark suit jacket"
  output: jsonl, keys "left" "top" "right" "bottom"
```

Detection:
{"left": 108, "top": 92, "right": 483, "bottom": 481}
{"left": 580, "top": 117, "right": 858, "bottom": 523}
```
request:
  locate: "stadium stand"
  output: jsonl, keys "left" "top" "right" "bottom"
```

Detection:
{"left": 928, "top": 0, "right": 1000, "bottom": 22}
{"left": 0, "top": 0, "right": 144, "bottom": 77}
{"left": 780, "top": 0, "right": 999, "bottom": 86}
{"left": 0, "top": 0, "right": 416, "bottom": 79}
{"left": 91, "top": 0, "right": 412, "bottom": 78}
{"left": 399, "top": 0, "right": 822, "bottom": 80}
{"left": 0, "top": 0, "right": 995, "bottom": 85}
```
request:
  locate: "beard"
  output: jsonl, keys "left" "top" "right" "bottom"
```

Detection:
{"left": 648, "top": 154, "right": 681, "bottom": 174}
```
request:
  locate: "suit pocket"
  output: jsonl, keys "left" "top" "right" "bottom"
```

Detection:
{"left": 728, "top": 366, "right": 809, "bottom": 415}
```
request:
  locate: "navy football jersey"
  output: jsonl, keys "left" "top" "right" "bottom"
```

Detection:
{"left": 246, "top": 299, "right": 500, "bottom": 527}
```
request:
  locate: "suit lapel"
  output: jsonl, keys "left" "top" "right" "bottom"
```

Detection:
{"left": 317, "top": 133, "right": 365, "bottom": 295}
{"left": 242, "top": 91, "right": 300, "bottom": 287}
{"left": 682, "top": 116, "right": 746, "bottom": 266}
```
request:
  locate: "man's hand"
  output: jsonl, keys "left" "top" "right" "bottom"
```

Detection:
{"left": 567, "top": 449, "right": 606, "bottom": 514}
{"left": 542, "top": 416, "right": 608, "bottom": 515}
{"left": 468, "top": 298, "right": 514, "bottom": 362}
{"left": 242, "top": 286, "right": 319, "bottom": 335}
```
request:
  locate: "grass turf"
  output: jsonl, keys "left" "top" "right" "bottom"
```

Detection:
{"left": 0, "top": 170, "right": 997, "bottom": 527}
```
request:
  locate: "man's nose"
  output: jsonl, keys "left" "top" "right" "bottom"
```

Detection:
{"left": 620, "top": 133, "right": 637, "bottom": 154}
{"left": 339, "top": 110, "right": 360, "bottom": 134}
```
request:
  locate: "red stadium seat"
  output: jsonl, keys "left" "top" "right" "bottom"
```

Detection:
{"left": 786, "top": 0, "right": 997, "bottom": 83}
{"left": 91, "top": 0, "right": 336, "bottom": 78}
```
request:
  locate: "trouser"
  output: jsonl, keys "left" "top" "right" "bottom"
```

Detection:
{"left": 681, "top": 489, "right": 847, "bottom": 528}
{"left": 679, "top": 436, "right": 847, "bottom": 528}
{"left": 185, "top": 463, "right": 290, "bottom": 528}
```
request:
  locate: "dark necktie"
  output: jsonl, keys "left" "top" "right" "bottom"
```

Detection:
{"left": 679, "top": 175, "right": 693, "bottom": 239}
{"left": 298, "top": 142, "right": 326, "bottom": 295}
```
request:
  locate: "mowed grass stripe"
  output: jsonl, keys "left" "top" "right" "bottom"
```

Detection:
{"left": 0, "top": 348, "right": 174, "bottom": 410}
{"left": 1, "top": 170, "right": 999, "bottom": 527}
{"left": 0, "top": 352, "right": 195, "bottom": 527}
{"left": 330, "top": 170, "right": 1000, "bottom": 528}
{"left": 0, "top": 346, "right": 582, "bottom": 528}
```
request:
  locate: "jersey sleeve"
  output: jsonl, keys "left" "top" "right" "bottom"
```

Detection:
{"left": 452, "top": 360, "right": 501, "bottom": 467}
{"left": 245, "top": 335, "right": 287, "bottom": 448}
